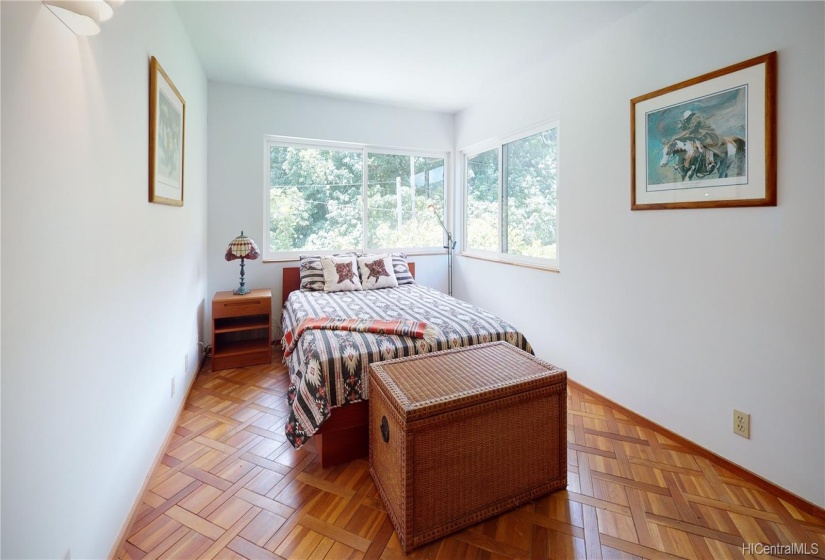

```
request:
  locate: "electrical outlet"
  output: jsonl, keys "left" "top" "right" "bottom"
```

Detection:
{"left": 171, "top": 376, "right": 176, "bottom": 399}
{"left": 733, "top": 409, "right": 750, "bottom": 439}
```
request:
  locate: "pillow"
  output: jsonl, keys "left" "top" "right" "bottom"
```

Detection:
{"left": 321, "top": 255, "right": 363, "bottom": 292}
{"left": 391, "top": 253, "right": 415, "bottom": 285}
{"left": 299, "top": 252, "right": 357, "bottom": 291}
{"left": 358, "top": 254, "right": 398, "bottom": 290}
{"left": 298, "top": 255, "right": 325, "bottom": 291}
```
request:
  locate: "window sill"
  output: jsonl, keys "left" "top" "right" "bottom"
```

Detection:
{"left": 459, "top": 252, "right": 559, "bottom": 273}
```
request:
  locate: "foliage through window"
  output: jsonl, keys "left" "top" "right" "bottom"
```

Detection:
{"left": 266, "top": 139, "right": 447, "bottom": 258}
{"left": 463, "top": 122, "right": 559, "bottom": 267}
{"left": 269, "top": 146, "right": 363, "bottom": 252}
{"left": 465, "top": 149, "right": 499, "bottom": 252}
{"left": 504, "top": 128, "right": 558, "bottom": 259}
{"left": 367, "top": 154, "right": 445, "bottom": 249}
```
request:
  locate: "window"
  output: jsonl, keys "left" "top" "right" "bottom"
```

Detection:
{"left": 265, "top": 137, "right": 447, "bottom": 260}
{"left": 367, "top": 154, "right": 445, "bottom": 249}
{"left": 462, "top": 121, "right": 559, "bottom": 269}
{"left": 504, "top": 127, "right": 558, "bottom": 260}
{"left": 465, "top": 148, "right": 499, "bottom": 252}
{"left": 269, "top": 144, "right": 363, "bottom": 253}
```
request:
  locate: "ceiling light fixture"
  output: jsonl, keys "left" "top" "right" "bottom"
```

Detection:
{"left": 42, "top": 0, "right": 124, "bottom": 36}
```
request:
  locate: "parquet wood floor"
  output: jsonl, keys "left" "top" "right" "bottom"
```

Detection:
{"left": 116, "top": 351, "right": 825, "bottom": 559}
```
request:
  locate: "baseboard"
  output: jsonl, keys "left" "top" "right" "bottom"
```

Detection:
{"left": 568, "top": 379, "right": 825, "bottom": 522}
{"left": 107, "top": 353, "right": 206, "bottom": 560}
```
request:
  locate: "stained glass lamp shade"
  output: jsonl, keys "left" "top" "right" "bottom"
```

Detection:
{"left": 225, "top": 231, "right": 260, "bottom": 295}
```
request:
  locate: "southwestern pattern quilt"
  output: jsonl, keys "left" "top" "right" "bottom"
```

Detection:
{"left": 282, "top": 284, "right": 532, "bottom": 448}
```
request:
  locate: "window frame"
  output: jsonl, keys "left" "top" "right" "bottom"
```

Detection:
{"left": 263, "top": 135, "right": 450, "bottom": 262}
{"left": 462, "top": 141, "right": 501, "bottom": 259}
{"left": 461, "top": 119, "right": 560, "bottom": 271}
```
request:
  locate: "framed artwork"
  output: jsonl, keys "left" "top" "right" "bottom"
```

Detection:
{"left": 631, "top": 52, "right": 776, "bottom": 210}
{"left": 149, "top": 56, "right": 186, "bottom": 206}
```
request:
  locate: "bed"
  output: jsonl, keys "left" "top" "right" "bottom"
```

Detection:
{"left": 281, "top": 263, "right": 532, "bottom": 467}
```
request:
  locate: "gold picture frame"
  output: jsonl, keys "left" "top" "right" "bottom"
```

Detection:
{"left": 149, "top": 56, "right": 186, "bottom": 206}
{"left": 631, "top": 52, "right": 776, "bottom": 210}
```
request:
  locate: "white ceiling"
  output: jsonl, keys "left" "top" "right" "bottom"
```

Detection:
{"left": 174, "top": 1, "right": 644, "bottom": 113}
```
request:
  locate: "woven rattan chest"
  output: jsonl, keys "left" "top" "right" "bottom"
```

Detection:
{"left": 368, "top": 341, "right": 567, "bottom": 552}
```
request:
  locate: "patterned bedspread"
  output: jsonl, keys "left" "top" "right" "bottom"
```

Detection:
{"left": 281, "top": 284, "right": 532, "bottom": 448}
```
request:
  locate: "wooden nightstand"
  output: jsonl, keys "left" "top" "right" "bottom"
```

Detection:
{"left": 211, "top": 289, "right": 272, "bottom": 371}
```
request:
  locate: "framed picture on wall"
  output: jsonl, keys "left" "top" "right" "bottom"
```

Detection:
{"left": 149, "top": 56, "right": 186, "bottom": 206}
{"left": 630, "top": 52, "right": 776, "bottom": 210}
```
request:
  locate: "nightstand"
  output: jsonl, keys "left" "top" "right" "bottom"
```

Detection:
{"left": 211, "top": 289, "right": 272, "bottom": 371}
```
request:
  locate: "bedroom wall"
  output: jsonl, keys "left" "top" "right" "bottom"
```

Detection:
{"left": 454, "top": 2, "right": 825, "bottom": 506}
{"left": 1, "top": 2, "right": 207, "bottom": 558}
{"left": 207, "top": 82, "right": 454, "bottom": 340}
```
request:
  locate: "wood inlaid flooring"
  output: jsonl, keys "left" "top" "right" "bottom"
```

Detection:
{"left": 116, "top": 350, "right": 825, "bottom": 559}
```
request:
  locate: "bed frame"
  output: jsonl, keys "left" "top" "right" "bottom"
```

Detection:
{"left": 281, "top": 261, "right": 415, "bottom": 468}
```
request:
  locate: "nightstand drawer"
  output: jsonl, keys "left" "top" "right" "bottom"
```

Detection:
{"left": 212, "top": 349, "right": 271, "bottom": 371}
{"left": 213, "top": 297, "right": 269, "bottom": 319}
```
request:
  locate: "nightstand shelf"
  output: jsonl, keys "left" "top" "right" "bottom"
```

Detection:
{"left": 214, "top": 316, "right": 271, "bottom": 334}
{"left": 214, "top": 337, "right": 270, "bottom": 356}
{"left": 211, "top": 289, "right": 272, "bottom": 371}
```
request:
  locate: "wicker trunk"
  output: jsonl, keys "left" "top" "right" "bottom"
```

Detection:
{"left": 369, "top": 341, "right": 567, "bottom": 553}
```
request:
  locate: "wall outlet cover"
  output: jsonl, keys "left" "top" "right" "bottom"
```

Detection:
{"left": 733, "top": 409, "right": 750, "bottom": 439}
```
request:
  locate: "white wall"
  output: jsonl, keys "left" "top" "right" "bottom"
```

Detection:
{"left": 454, "top": 2, "right": 825, "bottom": 506}
{"left": 1, "top": 2, "right": 207, "bottom": 558}
{"left": 207, "top": 82, "right": 454, "bottom": 338}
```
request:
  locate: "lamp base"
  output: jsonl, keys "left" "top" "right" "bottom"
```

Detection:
{"left": 234, "top": 257, "right": 251, "bottom": 295}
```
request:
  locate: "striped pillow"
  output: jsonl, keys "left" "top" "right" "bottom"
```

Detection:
{"left": 299, "top": 253, "right": 359, "bottom": 291}
{"left": 391, "top": 253, "right": 415, "bottom": 285}
{"left": 298, "top": 256, "right": 325, "bottom": 291}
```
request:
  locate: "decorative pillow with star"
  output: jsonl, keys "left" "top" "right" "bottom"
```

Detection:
{"left": 299, "top": 253, "right": 357, "bottom": 291}
{"left": 320, "top": 255, "right": 363, "bottom": 293}
{"left": 357, "top": 254, "right": 398, "bottom": 290}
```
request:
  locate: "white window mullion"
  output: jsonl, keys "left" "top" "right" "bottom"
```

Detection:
{"left": 499, "top": 144, "right": 506, "bottom": 256}
{"left": 361, "top": 148, "right": 369, "bottom": 254}
{"left": 461, "top": 153, "right": 467, "bottom": 254}
{"left": 444, "top": 152, "right": 452, "bottom": 250}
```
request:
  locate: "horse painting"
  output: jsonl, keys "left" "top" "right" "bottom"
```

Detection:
{"left": 659, "top": 136, "right": 746, "bottom": 181}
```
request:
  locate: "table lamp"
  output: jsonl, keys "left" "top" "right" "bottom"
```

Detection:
{"left": 225, "top": 231, "right": 260, "bottom": 295}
